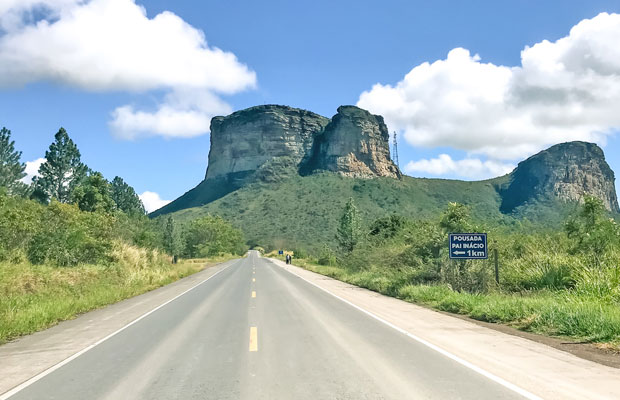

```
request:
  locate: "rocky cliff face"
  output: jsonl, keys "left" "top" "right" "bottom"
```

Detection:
{"left": 205, "top": 104, "right": 400, "bottom": 183}
{"left": 205, "top": 105, "right": 329, "bottom": 182}
{"left": 308, "top": 106, "right": 401, "bottom": 178}
{"left": 500, "top": 141, "right": 619, "bottom": 213}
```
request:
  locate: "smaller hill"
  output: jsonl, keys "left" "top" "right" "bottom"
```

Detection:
{"left": 499, "top": 141, "right": 619, "bottom": 213}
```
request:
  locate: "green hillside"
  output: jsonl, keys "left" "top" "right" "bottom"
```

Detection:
{"left": 161, "top": 171, "right": 574, "bottom": 251}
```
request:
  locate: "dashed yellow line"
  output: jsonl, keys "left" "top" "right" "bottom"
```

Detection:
{"left": 249, "top": 327, "right": 258, "bottom": 352}
{"left": 252, "top": 291, "right": 256, "bottom": 298}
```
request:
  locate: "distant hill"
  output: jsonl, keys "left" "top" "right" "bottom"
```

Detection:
{"left": 152, "top": 105, "right": 619, "bottom": 251}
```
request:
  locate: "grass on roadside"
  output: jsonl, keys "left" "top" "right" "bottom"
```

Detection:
{"left": 0, "top": 242, "right": 238, "bottom": 344}
{"left": 284, "top": 257, "right": 620, "bottom": 350}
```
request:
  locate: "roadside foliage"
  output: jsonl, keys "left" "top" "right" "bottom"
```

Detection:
{"left": 0, "top": 126, "right": 248, "bottom": 343}
{"left": 291, "top": 197, "right": 620, "bottom": 346}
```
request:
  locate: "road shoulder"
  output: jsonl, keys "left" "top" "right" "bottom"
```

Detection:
{"left": 0, "top": 258, "right": 239, "bottom": 397}
{"left": 271, "top": 257, "right": 620, "bottom": 400}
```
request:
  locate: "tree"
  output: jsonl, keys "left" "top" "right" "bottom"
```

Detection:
{"left": 336, "top": 197, "right": 363, "bottom": 252}
{"left": 111, "top": 176, "right": 145, "bottom": 216}
{"left": 565, "top": 195, "right": 619, "bottom": 255}
{"left": 439, "top": 202, "right": 472, "bottom": 233}
{"left": 163, "top": 216, "right": 182, "bottom": 257}
{"left": 183, "top": 215, "right": 244, "bottom": 257}
{"left": 32, "top": 127, "right": 87, "bottom": 203}
{"left": 0, "top": 127, "right": 28, "bottom": 196}
{"left": 71, "top": 172, "right": 115, "bottom": 213}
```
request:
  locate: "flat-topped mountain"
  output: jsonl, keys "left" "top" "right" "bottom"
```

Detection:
{"left": 151, "top": 104, "right": 618, "bottom": 249}
{"left": 205, "top": 105, "right": 329, "bottom": 183}
{"left": 205, "top": 104, "right": 399, "bottom": 185}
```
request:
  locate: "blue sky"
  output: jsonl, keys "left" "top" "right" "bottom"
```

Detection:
{"left": 2, "top": 0, "right": 620, "bottom": 211}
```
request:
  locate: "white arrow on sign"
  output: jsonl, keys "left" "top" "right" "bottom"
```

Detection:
{"left": 453, "top": 251, "right": 466, "bottom": 256}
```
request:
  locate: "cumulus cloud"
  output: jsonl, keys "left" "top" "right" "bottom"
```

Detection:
{"left": 110, "top": 90, "right": 232, "bottom": 139}
{"left": 20, "top": 157, "right": 45, "bottom": 184}
{"left": 0, "top": 0, "right": 256, "bottom": 138}
{"left": 139, "top": 191, "right": 170, "bottom": 213}
{"left": 405, "top": 155, "right": 514, "bottom": 179}
{"left": 358, "top": 12, "right": 620, "bottom": 164}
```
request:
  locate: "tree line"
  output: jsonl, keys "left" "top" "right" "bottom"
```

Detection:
{"left": 1, "top": 126, "right": 144, "bottom": 214}
{"left": 0, "top": 126, "right": 246, "bottom": 266}
{"left": 331, "top": 195, "right": 620, "bottom": 294}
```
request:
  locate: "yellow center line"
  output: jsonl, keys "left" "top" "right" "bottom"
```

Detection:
{"left": 249, "top": 327, "right": 258, "bottom": 352}
{"left": 252, "top": 291, "right": 256, "bottom": 298}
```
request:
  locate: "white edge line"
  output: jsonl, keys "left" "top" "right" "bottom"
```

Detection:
{"left": 272, "top": 259, "right": 543, "bottom": 400}
{"left": 0, "top": 259, "right": 239, "bottom": 400}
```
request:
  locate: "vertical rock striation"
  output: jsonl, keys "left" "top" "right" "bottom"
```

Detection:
{"left": 205, "top": 105, "right": 329, "bottom": 181}
{"left": 307, "top": 106, "right": 401, "bottom": 178}
{"left": 500, "top": 141, "right": 619, "bottom": 213}
{"left": 205, "top": 104, "right": 400, "bottom": 182}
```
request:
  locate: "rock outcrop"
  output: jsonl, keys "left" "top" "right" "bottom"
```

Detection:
{"left": 307, "top": 106, "right": 401, "bottom": 178}
{"left": 205, "top": 104, "right": 400, "bottom": 183}
{"left": 500, "top": 141, "right": 619, "bottom": 213}
{"left": 205, "top": 105, "right": 329, "bottom": 182}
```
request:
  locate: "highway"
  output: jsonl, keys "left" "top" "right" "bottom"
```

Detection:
{"left": 8, "top": 251, "right": 526, "bottom": 399}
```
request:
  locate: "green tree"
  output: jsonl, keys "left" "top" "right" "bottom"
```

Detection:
{"left": 71, "top": 172, "right": 115, "bottom": 213}
{"left": 32, "top": 127, "right": 87, "bottom": 203}
{"left": 566, "top": 195, "right": 619, "bottom": 255}
{"left": 163, "top": 216, "right": 182, "bottom": 257}
{"left": 111, "top": 176, "right": 145, "bottom": 216}
{"left": 439, "top": 202, "right": 472, "bottom": 232}
{"left": 183, "top": 215, "right": 244, "bottom": 257}
{"left": 0, "top": 127, "right": 28, "bottom": 196}
{"left": 336, "top": 197, "right": 363, "bottom": 252}
{"left": 27, "top": 201, "right": 114, "bottom": 266}
{"left": 439, "top": 202, "right": 475, "bottom": 291}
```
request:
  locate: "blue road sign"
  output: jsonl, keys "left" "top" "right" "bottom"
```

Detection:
{"left": 449, "top": 233, "right": 488, "bottom": 259}
{"left": 278, "top": 250, "right": 283, "bottom": 255}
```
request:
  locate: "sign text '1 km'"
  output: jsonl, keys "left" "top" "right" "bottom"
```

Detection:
{"left": 449, "top": 233, "right": 488, "bottom": 259}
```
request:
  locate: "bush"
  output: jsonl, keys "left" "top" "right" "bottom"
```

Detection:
{"left": 0, "top": 193, "right": 166, "bottom": 266}
{"left": 183, "top": 215, "right": 246, "bottom": 257}
{"left": 26, "top": 202, "right": 114, "bottom": 266}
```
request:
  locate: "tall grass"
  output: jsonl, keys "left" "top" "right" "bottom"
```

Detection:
{"left": 291, "top": 259, "right": 620, "bottom": 347}
{"left": 0, "top": 242, "right": 235, "bottom": 344}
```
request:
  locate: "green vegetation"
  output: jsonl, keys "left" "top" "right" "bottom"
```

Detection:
{"left": 111, "top": 176, "right": 146, "bottom": 216}
{"left": 285, "top": 197, "right": 620, "bottom": 348}
{"left": 0, "top": 127, "right": 28, "bottom": 197}
{"left": 166, "top": 172, "right": 553, "bottom": 251}
{"left": 0, "top": 246, "right": 236, "bottom": 344}
{"left": 182, "top": 215, "right": 245, "bottom": 258}
{"left": 32, "top": 127, "right": 87, "bottom": 204}
{"left": 336, "top": 197, "right": 363, "bottom": 252}
{"left": 0, "top": 125, "right": 247, "bottom": 342}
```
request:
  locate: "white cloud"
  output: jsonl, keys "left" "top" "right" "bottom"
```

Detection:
{"left": 358, "top": 12, "right": 620, "bottom": 162}
{"left": 110, "top": 89, "right": 232, "bottom": 139}
{"left": 404, "top": 154, "right": 514, "bottom": 180}
{"left": 20, "top": 157, "right": 45, "bottom": 184}
{"left": 139, "top": 191, "right": 170, "bottom": 213}
{"left": 0, "top": 0, "right": 256, "bottom": 138}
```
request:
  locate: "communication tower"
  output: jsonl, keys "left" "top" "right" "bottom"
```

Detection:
{"left": 392, "top": 131, "right": 400, "bottom": 169}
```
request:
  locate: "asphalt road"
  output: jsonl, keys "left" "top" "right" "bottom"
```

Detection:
{"left": 9, "top": 251, "right": 526, "bottom": 400}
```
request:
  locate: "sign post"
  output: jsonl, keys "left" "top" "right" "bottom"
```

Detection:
{"left": 449, "top": 233, "right": 488, "bottom": 260}
{"left": 494, "top": 248, "right": 499, "bottom": 284}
